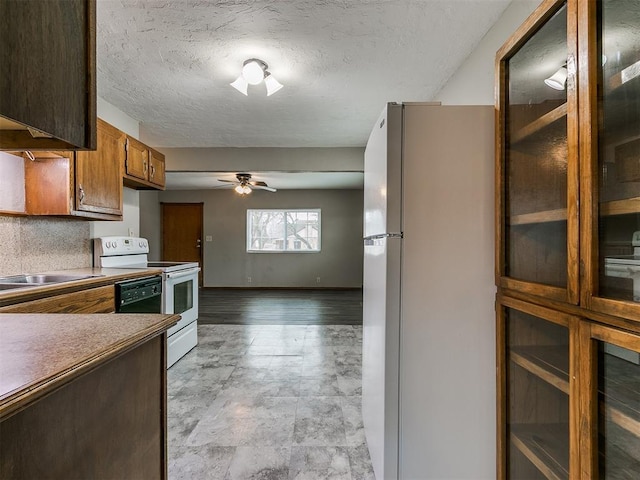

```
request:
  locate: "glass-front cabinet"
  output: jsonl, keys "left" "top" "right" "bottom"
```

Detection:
{"left": 496, "top": 0, "right": 579, "bottom": 304}
{"left": 498, "top": 298, "right": 576, "bottom": 479}
{"left": 580, "top": 323, "right": 640, "bottom": 478}
{"left": 496, "top": 0, "right": 640, "bottom": 478}
{"left": 581, "top": 0, "right": 640, "bottom": 318}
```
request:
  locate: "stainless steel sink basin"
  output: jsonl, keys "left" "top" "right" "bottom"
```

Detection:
{"left": 0, "top": 283, "right": 38, "bottom": 290}
{"left": 0, "top": 274, "right": 104, "bottom": 285}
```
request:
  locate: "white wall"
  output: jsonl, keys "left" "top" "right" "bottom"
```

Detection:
{"left": 0, "top": 152, "right": 25, "bottom": 213}
{"left": 435, "top": 0, "right": 540, "bottom": 105}
{"left": 157, "top": 147, "right": 364, "bottom": 173}
{"left": 97, "top": 97, "right": 139, "bottom": 138}
{"left": 140, "top": 189, "right": 364, "bottom": 288}
{"left": 90, "top": 99, "right": 142, "bottom": 242}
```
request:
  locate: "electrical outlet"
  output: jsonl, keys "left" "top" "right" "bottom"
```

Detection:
{"left": 128, "top": 228, "right": 134, "bottom": 237}
{"left": 205, "top": 235, "right": 213, "bottom": 242}
{"left": 247, "top": 276, "right": 252, "bottom": 283}
{"left": 316, "top": 277, "right": 321, "bottom": 284}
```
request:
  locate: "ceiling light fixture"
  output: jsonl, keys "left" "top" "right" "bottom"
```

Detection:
{"left": 544, "top": 64, "right": 568, "bottom": 90}
{"left": 230, "top": 58, "right": 283, "bottom": 96}
{"left": 234, "top": 183, "right": 252, "bottom": 195}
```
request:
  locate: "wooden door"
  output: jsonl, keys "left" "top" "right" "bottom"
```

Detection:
{"left": 162, "top": 203, "right": 203, "bottom": 284}
{"left": 75, "top": 118, "right": 124, "bottom": 216}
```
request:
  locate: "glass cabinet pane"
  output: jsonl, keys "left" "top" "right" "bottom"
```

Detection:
{"left": 504, "top": 4, "right": 569, "bottom": 288}
{"left": 597, "top": 342, "right": 640, "bottom": 478}
{"left": 506, "top": 307, "right": 570, "bottom": 479}
{"left": 598, "top": 1, "right": 640, "bottom": 302}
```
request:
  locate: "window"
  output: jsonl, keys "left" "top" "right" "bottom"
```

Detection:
{"left": 247, "top": 209, "right": 321, "bottom": 252}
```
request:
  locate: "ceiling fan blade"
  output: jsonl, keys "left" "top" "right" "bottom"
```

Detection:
{"left": 218, "top": 179, "right": 237, "bottom": 183}
{"left": 251, "top": 184, "right": 277, "bottom": 192}
{"left": 250, "top": 181, "right": 269, "bottom": 187}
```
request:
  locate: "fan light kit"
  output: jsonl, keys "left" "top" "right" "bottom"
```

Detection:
{"left": 230, "top": 59, "right": 283, "bottom": 96}
{"left": 218, "top": 173, "right": 277, "bottom": 195}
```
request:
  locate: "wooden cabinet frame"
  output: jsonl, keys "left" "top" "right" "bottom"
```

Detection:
{"left": 577, "top": 322, "right": 640, "bottom": 478}
{"left": 497, "top": 0, "right": 640, "bottom": 477}
{"left": 497, "top": 295, "right": 581, "bottom": 479}
{"left": 495, "top": 0, "right": 580, "bottom": 305}
{"left": 124, "top": 137, "right": 166, "bottom": 190}
{"left": 577, "top": 0, "right": 640, "bottom": 322}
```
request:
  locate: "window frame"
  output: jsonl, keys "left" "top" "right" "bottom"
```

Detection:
{"left": 246, "top": 208, "right": 322, "bottom": 253}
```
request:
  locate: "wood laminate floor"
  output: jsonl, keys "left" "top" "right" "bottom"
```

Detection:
{"left": 198, "top": 289, "right": 363, "bottom": 325}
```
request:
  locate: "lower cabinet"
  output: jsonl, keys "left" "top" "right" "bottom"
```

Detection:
{"left": 0, "top": 335, "right": 167, "bottom": 479}
{"left": 580, "top": 322, "right": 640, "bottom": 478}
{"left": 497, "top": 296, "right": 640, "bottom": 479}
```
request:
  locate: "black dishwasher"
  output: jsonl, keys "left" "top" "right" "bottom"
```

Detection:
{"left": 115, "top": 276, "right": 162, "bottom": 313}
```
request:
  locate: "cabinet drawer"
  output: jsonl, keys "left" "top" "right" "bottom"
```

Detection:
{"left": 0, "top": 285, "right": 115, "bottom": 313}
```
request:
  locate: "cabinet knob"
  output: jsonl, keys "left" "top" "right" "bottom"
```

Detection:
{"left": 150, "top": 164, "right": 155, "bottom": 178}
{"left": 78, "top": 185, "right": 85, "bottom": 203}
{"left": 143, "top": 161, "right": 148, "bottom": 174}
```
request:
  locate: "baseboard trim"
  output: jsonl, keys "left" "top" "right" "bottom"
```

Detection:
{"left": 201, "top": 286, "right": 362, "bottom": 291}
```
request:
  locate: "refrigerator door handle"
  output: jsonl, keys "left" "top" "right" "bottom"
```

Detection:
{"left": 363, "top": 233, "right": 403, "bottom": 243}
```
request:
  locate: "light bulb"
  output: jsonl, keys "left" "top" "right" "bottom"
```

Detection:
{"left": 230, "top": 76, "right": 248, "bottom": 95}
{"left": 235, "top": 185, "right": 245, "bottom": 194}
{"left": 264, "top": 73, "right": 283, "bottom": 96}
{"left": 242, "top": 60, "right": 265, "bottom": 85}
{"left": 544, "top": 66, "right": 568, "bottom": 90}
{"left": 242, "top": 185, "right": 252, "bottom": 194}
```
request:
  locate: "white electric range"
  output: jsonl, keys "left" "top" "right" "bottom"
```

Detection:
{"left": 94, "top": 236, "right": 200, "bottom": 367}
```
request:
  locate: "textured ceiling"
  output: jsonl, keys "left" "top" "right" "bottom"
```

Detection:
{"left": 97, "top": 0, "right": 512, "bottom": 148}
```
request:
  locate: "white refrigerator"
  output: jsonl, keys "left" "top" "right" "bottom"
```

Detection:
{"left": 362, "top": 103, "right": 496, "bottom": 479}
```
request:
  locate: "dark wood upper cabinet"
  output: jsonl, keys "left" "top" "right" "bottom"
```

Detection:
{"left": 0, "top": 0, "right": 96, "bottom": 150}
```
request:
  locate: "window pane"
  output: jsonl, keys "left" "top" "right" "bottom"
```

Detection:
{"left": 286, "top": 211, "right": 319, "bottom": 251}
{"left": 249, "top": 211, "right": 285, "bottom": 251}
{"left": 248, "top": 209, "right": 320, "bottom": 252}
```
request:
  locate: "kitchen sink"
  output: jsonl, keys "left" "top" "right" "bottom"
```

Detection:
{"left": 0, "top": 283, "right": 38, "bottom": 290}
{"left": 0, "top": 274, "right": 104, "bottom": 285}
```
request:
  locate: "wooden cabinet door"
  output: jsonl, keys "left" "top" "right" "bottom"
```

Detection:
{"left": 578, "top": 321, "right": 640, "bottom": 478}
{"left": 0, "top": 0, "right": 96, "bottom": 150}
{"left": 75, "top": 119, "right": 123, "bottom": 217}
{"left": 24, "top": 151, "right": 74, "bottom": 215}
{"left": 125, "top": 136, "right": 149, "bottom": 181}
{"left": 497, "top": 296, "right": 580, "bottom": 480}
{"left": 495, "top": 0, "right": 580, "bottom": 305}
{"left": 148, "top": 148, "right": 166, "bottom": 188}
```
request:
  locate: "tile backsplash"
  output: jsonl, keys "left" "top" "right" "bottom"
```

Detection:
{"left": 0, "top": 215, "right": 91, "bottom": 276}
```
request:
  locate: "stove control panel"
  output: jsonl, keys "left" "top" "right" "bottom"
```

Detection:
{"left": 94, "top": 236, "right": 149, "bottom": 257}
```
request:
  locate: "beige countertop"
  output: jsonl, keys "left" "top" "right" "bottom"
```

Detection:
{"left": 0, "top": 267, "right": 163, "bottom": 307}
{"left": 0, "top": 313, "right": 179, "bottom": 419}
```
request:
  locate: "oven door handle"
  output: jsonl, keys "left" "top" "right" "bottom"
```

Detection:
{"left": 166, "top": 268, "right": 200, "bottom": 280}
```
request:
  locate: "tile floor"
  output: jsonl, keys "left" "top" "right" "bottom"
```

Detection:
{"left": 167, "top": 324, "right": 376, "bottom": 480}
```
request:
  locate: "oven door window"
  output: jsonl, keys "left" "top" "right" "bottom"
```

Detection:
{"left": 173, "top": 279, "right": 194, "bottom": 315}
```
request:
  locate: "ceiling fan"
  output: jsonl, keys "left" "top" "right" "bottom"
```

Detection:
{"left": 217, "top": 173, "right": 277, "bottom": 194}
